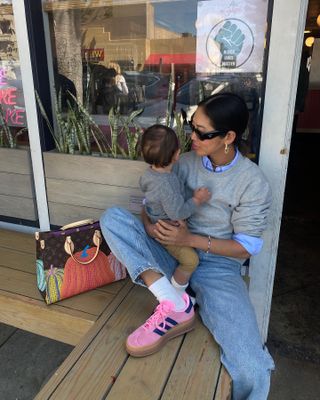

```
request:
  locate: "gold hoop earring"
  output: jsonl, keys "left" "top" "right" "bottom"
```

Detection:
{"left": 224, "top": 143, "right": 229, "bottom": 154}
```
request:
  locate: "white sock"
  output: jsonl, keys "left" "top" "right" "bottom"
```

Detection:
{"left": 171, "top": 275, "right": 189, "bottom": 294}
{"left": 149, "top": 276, "right": 186, "bottom": 311}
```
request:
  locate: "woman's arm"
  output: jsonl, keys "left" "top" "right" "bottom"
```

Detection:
{"left": 189, "top": 232, "right": 250, "bottom": 259}
{"left": 154, "top": 220, "right": 251, "bottom": 259}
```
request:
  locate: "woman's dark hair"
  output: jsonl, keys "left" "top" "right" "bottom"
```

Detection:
{"left": 198, "top": 92, "right": 249, "bottom": 148}
{"left": 141, "top": 124, "right": 179, "bottom": 167}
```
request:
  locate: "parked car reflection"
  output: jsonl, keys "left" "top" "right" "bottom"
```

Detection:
{"left": 83, "top": 63, "right": 170, "bottom": 115}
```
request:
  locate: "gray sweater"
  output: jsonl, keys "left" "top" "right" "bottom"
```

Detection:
{"left": 139, "top": 167, "right": 197, "bottom": 223}
{"left": 173, "top": 151, "right": 272, "bottom": 241}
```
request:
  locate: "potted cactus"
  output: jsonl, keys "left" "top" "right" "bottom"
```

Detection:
{"left": 36, "top": 84, "right": 191, "bottom": 227}
{"left": 36, "top": 90, "right": 147, "bottom": 226}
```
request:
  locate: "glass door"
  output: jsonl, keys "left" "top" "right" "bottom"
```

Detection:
{"left": 0, "top": 0, "right": 38, "bottom": 226}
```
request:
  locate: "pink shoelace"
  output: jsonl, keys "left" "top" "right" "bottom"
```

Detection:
{"left": 143, "top": 301, "right": 174, "bottom": 331}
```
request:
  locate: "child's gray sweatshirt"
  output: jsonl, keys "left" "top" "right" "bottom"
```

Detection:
{"left": 139, "top": 167, "right": 196, "bottom": 223}
{"left": 173, "top": 151, "right": 272, "bottom": 240}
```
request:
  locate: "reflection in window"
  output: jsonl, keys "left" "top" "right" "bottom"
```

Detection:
{"left": 44, "top": 2, "right": 199, "bottom": 124}
{"left": 43, "top": 0, "right": 269, "bottom": 157}
{"left": 0, "top": 1, "right": 28, "bottom": 147}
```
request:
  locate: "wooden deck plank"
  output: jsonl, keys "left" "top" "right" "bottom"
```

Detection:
{"left": 46, "top": 286, "right": 155, "bottom": 400}
{"left": 0, "top": 236, "right": 128, "bottom": 315}
{"left": 214, "top": 366, "right": 232, "bottom": 400}
{"left": 0, "top": 229, "right": 129, "bottom": 346}
{"left": 160, "top": 316, "right": 222, "bottom": 400}
{"left": 0, "top": 229, "right": 228, "bottom": 399}
{"left": 0, "top": 290, "right": 95, "bottom": 345}
{"left": 0, "top": 265, "right": 46, "bottom": 299}
{"left": 97, "top": 279, "right": 128, "bottom": 295}
{"left": 36, "top": 284, "right": 228, "bottom": 400}
{"left": 0, "top": 229, "right": 34, "bottom": 254}
{"left": 35, "top": 280, "right": 134, "bottom": 399}
{"left": 52, "top": 289, "right": 116, "bottom": 316}
{"left": 0, "top": 265, "right": 116, "bottom": 316}
{"left": 106, "top": 337, "right": 185, "bottom": 400}
{"left": 0, "top": 247, "right": 35, "bottom": 274}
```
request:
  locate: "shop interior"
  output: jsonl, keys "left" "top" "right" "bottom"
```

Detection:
{"left": 268, "top": 0, "right": 320, "bottom": 396}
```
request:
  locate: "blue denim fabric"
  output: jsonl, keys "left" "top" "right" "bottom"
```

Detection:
{"left": 100, "top": 207, "right": 275, "bottom": 400}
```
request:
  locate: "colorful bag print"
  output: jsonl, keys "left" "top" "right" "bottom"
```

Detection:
{"left": 35, "top": 219, "right": 126, "bottom": 304}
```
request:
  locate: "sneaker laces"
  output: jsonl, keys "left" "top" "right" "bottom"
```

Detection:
{"left": 143, "top": 301, "right": 173, "bottom": 330}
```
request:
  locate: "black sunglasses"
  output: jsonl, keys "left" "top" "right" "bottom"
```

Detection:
{"left": 188, "top": 122, "right": 227, "bottom": 141}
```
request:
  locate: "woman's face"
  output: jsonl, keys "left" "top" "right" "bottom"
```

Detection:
{"left": 190, "top": 106, "right": 226, "bottom": 158}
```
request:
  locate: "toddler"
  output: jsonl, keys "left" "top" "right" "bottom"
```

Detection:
{"left": 139, "top": 124, "right": 211, "bottom": 295}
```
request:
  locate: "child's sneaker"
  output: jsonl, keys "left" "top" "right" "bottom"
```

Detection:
{"left": 126, "top": 292, "right": 195, "bottom": 357}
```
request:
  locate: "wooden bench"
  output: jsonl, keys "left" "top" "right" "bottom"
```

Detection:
{"left": 0, "top": 229, "right": 126, "bottom": 345}
{"left": 0, "top": 229, "right": 231, "bottom": 399}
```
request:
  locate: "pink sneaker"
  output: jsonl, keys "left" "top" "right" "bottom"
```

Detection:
{"left": 126, "top": 293, "right": 195, "bottom": 357}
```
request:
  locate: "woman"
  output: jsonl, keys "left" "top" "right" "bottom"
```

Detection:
{"left": 100, "top": 92, "right": 275, "bottom": 400}
{"left": 108, "top": 62, "right": 129, "bottom": 95}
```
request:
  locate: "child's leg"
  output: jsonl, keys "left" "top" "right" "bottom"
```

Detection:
{"left": 173, "top": 267, "right": 192, "bottom": 285}
{"left": 165, "top": 245, "right": 199, "bottom": 293}
{"left": 100, "top": 207, "right": 195, "bottom": 357}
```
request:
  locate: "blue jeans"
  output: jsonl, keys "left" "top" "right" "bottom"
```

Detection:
{"left": 100, "top": 207, "right": 275, "bottom": 400}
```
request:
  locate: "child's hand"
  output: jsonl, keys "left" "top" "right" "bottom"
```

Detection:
{"left": 165, "top": 220, "right": 180, "bottom": 227}
{"left": 193, "top": 187, "right": 211, "bottom": 205}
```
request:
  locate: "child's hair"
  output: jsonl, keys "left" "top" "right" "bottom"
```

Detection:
{"left": 141, "top": 124, "right": 179, "bottom": 167}
{"left": 198, "top": 92, "right": 249, "bottom": 148}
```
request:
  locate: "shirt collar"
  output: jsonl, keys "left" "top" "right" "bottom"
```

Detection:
{"left": 202, "top": 148, "right": 239, "bottom": 173}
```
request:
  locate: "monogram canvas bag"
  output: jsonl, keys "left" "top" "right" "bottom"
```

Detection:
{"left": 35, "top": 219, "right": 126, "bottom": 304}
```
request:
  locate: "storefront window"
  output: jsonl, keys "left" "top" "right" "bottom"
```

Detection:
{"left": 0, "top": 0, "right": 28, "bottom": 147}
{"left": 43, "top": 0, "right": 270, "bottom": 158}
{"left": 0, "top": 1, "right": 39, "bottom": 225}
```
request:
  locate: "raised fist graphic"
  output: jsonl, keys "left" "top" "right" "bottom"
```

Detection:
{"left": 214, "top": 20, "right": 245, "bottom": 56}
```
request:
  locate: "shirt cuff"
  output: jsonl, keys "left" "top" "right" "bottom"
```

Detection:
{"left": 232, "top": 233, "right": 263, "bottom": 256}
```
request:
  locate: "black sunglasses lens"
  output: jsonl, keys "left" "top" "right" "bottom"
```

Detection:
{"left": 195, "top": 130, "right": 205, "bottom": 140}
{"left": 188, "top": 121, "right": 223, "bottom": 140}
{"left": 189, "top": 122, "right": 202, "bottom": 138}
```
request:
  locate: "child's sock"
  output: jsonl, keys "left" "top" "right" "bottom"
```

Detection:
{"left": 148, "top": 276, "right": 186, "bottom": 311}
{"left": 171, "top": 275, "right": 189, "bottom": 294}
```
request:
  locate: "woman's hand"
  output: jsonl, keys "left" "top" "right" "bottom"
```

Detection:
{"left": 154, "top": 219, "right": 191, "bottom": 246}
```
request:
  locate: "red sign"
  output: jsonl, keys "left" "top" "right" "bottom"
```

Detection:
{"left": 82, "top": 48, "right": 104, "bottom": 62}
{"left": 0, "top": 66, "right": 26, "bottom": 126}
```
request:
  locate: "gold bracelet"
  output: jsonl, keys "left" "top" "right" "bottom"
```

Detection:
{"left": 206, "top": 235, "right": 211, "bottom": 253}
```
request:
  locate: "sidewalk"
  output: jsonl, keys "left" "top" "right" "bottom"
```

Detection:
{"left": 267, "top": 215, "right": 320, "bottom": 399}
{"left": 0, "top": 324, "right": 73, "bottom": 400}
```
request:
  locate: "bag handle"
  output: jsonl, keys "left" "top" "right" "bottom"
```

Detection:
{"left": 64, "top": 230, "right": 102, "bottom": 265}
{"left": 61, "top": 219, "right": 94, "bottom": 231}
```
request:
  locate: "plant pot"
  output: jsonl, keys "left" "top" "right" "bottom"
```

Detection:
{"left": 43, "top": 152, "right": 147, "bottom": 226}
{"left": 0, "top": 147, "right": 38, "bottom": 221}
